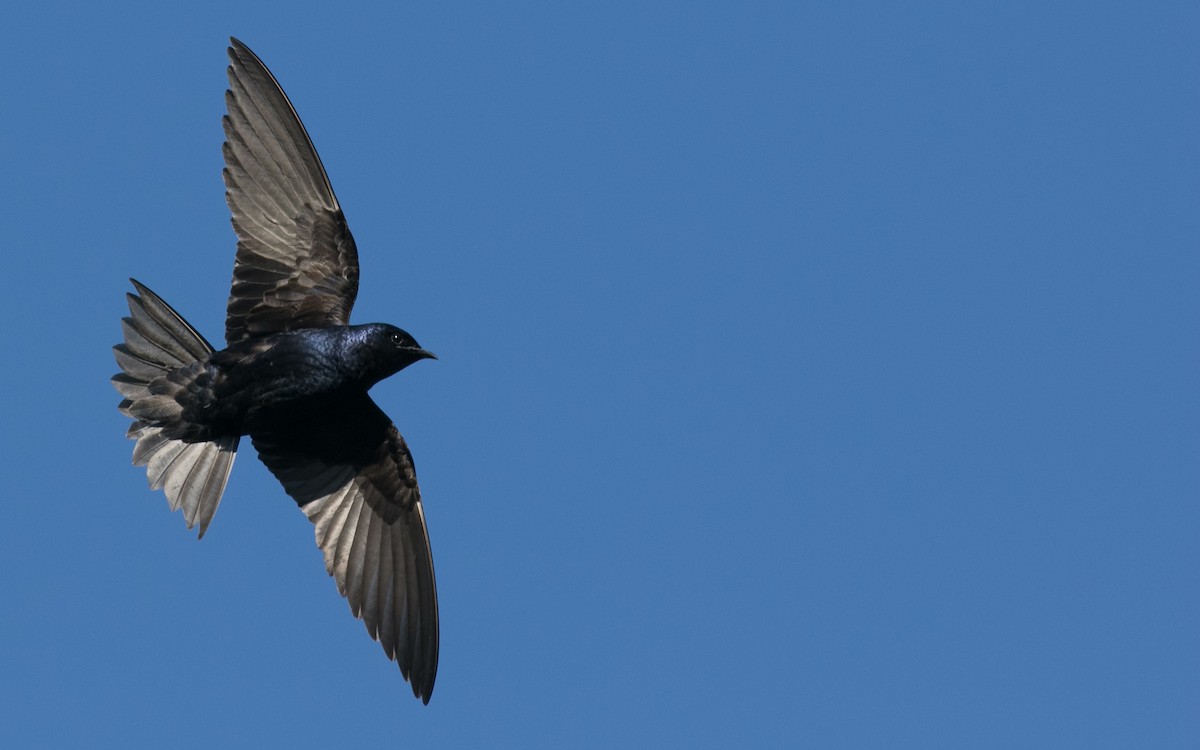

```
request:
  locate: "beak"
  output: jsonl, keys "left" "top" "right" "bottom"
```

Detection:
{"left": 415, "top": 348, "right": 438, "bottom": 361}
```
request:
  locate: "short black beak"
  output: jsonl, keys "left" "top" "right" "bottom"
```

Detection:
{"left": 415, "top": 348, "right": 438, "bottom": 361}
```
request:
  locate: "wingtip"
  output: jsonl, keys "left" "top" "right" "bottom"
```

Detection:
{"left": 128, "top": 278, "right": 159, "bottom": 302}
{"left": 415, "top": 678, "right": 433, "bottom": 705}
{"left": 412, "top": 654, "right": 437, "bottom": 704}
{"left": 227, "top": 37, "right": 266, "bottom": 68}
{"left": 227, "top": 37, "right": 254, "bottom": 70}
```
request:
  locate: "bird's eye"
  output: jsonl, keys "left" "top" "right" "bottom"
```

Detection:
{"left": 390, "top": 332, "right": 403, "bottom": 345}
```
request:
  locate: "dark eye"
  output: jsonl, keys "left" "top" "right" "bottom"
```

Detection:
{"left": 390, "top": 332, "right": 403, "bottom": 345}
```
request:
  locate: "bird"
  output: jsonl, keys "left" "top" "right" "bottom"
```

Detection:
{"left": 111, "top": 38, "right": 440, "bottom": 703}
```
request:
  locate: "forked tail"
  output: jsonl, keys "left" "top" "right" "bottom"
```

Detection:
{"left": 112, "top": 280, "right": 239, "bottom": 538}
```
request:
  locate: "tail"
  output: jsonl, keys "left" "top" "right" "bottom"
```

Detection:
{"left": 112, "top": 279, "right": 239, "bottom": 538}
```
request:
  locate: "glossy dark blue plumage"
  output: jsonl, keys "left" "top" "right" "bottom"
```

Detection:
{"left": 112, "top": 39, "right": 440, "bottom": 703}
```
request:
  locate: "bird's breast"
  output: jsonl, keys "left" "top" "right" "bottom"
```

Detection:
{"left": 210, "top": 332, "right": 358, "bottom": 433}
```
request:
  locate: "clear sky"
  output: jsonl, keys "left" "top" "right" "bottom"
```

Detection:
{"left": 1, "top": 2, "right": 1196, "bottom": 748}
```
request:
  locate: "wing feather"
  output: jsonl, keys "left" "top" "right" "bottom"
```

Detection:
{"left": 250, "top": 395, "right": 438, "bottom": 703}
{"left": 222, "top": 38, "right": 359, "bottom": 344}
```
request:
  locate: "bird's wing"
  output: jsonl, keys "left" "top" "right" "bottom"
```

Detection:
{"left": 222, "top": 37, "right": 359, "bottom": 345}
{"left": 251, "top": 394, "right": 438, "bottom": 703}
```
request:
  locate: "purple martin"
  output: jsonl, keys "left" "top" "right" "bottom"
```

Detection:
{"left": 112, "top": 38, "right": 439, "bottom": 703}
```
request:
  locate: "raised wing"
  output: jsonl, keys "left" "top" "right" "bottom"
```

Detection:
{"left": 251, "top": 394, "right": 439, "bottom": 703}
{"left": 222, "top": 37, "right": 359, "bottom": 345}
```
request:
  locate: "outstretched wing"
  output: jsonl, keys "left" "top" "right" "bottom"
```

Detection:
{"left": 251, "top": 394, "right": 439, "bottom": 703}
{"left": 222, "top": 37, "right": 359, "bottom": 345}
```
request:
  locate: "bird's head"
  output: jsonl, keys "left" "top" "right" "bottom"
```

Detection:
{"left": 353, "top": 323, "right": 437, "bottom": 386}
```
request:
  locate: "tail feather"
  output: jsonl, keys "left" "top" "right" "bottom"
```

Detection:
{"left": 113, "top": 346, "right": 170, "bottom": 383}
{"left": 125, "top": 279, "right": 214, "bottom": 362}
{"left": 113, "top": 280, "right": 239, "bottom": 538}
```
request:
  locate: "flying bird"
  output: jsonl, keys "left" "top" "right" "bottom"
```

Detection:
{"left": 111, "top": 38, "right": 439, "bottom": 703}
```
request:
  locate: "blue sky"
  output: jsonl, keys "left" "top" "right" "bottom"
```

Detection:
{"left": 2, "top": 2, "right": 1197, "bottom": 747}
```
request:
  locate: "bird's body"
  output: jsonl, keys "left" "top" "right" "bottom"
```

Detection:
{"left": 112, "top": 39, "right": 440, "bottom": 703}
{"left": 145, "top": 324, "right": 433, "bottom": 440}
